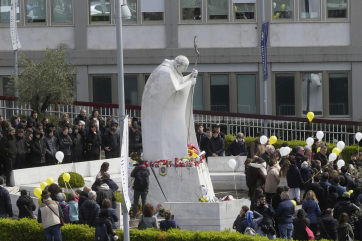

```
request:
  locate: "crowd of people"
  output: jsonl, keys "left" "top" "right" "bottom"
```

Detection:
{"left": 234, "top": 131, "right": 362, "bottom": 241}
{"left": 0, "top": 109, "right": 142, "bottom": 187}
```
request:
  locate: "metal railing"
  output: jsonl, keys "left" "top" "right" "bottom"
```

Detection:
{"left": 0, "top": 96, "right": 359, "bottom": 145}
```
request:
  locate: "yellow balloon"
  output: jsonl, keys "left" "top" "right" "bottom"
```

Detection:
{"left": 281, "top": 4, "right": 286, "bottom": 10}
{"left": 349, "top": 190, "right": 354, "bottom": 194}
{"left": 34, "top": 187, "right": 42, "bottom": 199}
{"left": 332, "top": 148, "right": 340, "bottom": 156}
{"left": 270, "top": 136, "right": 277, "bottom": 145}
{"left": 307, "top": 112, "right": 314, "bottom": 122}
{"left": 63, "top": 173, "right": 71, "bottom": 182}
{"left": 46, "top": 177, "right": 54, "bottom": 186}
{"left": 317, "top": 147, "right": 321, "bottom": 153}
{"left": 291, "top": 200, "right": 296, "bottom": 207}
{"left": 40, "top": 182, "right": 48, "bottom": 190}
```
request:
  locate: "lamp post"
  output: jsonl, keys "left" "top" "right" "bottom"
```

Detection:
{"left": 115, "top": 1, "right": 131, "bottom": 241}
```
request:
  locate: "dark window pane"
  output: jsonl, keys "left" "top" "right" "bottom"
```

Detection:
{"left": 3, "top": 77, "right": 13, "bottom": 97}
{"left": 208, "top": 0, "right": 228, "bottom": 20}
{"left": 181, "top": 0, "right": 201, "bottom": 20}
{"left": 89, "top": 0, "right": 110, "bottom": 23}
{"left": 93, "top": 76, "right": 112, "bottom": 103}
{"left": 273, "top": 0, "right": 294, "bottom": 19}
{"left": 143, "top": 12, "right": 163, "bottom": 21}
{"left": 327, "top": 0, "right": 347, "bottom": 18}
{"left": 27, "top": 0, "right": 46, "bottom": 23}
{"left": 276, "top": 74, "right": 295, "bottom": 116}
{"left": 234, "top": 3, "right": 255, "bottom": 20}
{"left": 124, "top": 75, "right": 138, "bottom": 105}
{"left": 237, "top": 74, "right": 256, "bottom": 114}
{"left": 329, "top": 73, "right": 348, "bottom": 115}
{"left": 210, "top": 74, "right": 229, "bottom": 112}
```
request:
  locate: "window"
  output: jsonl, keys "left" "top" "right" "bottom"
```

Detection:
{"left": 2, "top": 77, "right": 13, "bottom": 96}
{"left": 124, "top": 75, "right": 138, "bottom": 105}
{"left": 327, "top": 0, "right": 347, "bottom": 18}
{"left": 302, "top": 73, "right": 323, "bottom": 115}
{"left": 193, "top": 75, "right": 203, "bottom": 110}
{"left": 89, "top": 0, "right": 110, "bottom": 23}
{"left": 273, "top": 0, "right": 294, "bottom": 19}
{"left": 93, "top": 76, "right": 112, "bottom": 103}
{"left": 181, "top": 0, "right": 201, "bottom": 21}
{"left": 124, "top": 0, "right": 137, "bottom": 23}
{"left": 1, "top": 0, "right": 19, "bottom": 23}
{"left": 237, "top": 74, "right": 256, "bottom": 114}
{"left": 52, "top": 0, "right": 72, "bottom": 24}
{"left": 329, "top": 73, "right": 348, "bottom": 115}
{"left": 208, "top": 0, "right": 228, "bottom": 20}
{"left": 275, "top": 74, "right": 295, "bottom": 116}
{"left": 300, "top": 0, "right": 320, "bottom": 19}
{"left": 140, "top": 0, "right": 164, "bottom": 22}
{"left": 210, "top": 74, "right": 229, "bottom": 112}
{"left": 26, "top": 0, "right": 46, "bottom": 23}
{"left": 233, "top": 1, "right": 255, "bottom": 20}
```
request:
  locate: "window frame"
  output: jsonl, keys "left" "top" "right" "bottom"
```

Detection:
{"left": 325, "top": 0, "right": 349, "bottom": 22}
{"left": 236, "top": 73, "right": 258, "bottom": 114}
{"left": 232, "top": 1, "right": 257, "bottom": 23}
{"left": 210, "top": 73, "right": 230, "bottom": 112}
{"left": 24, "top": 0, "right": 48, "bottom": 26}
{"left": 273, "top": 72, "right": 297, "bottom": 116}
{"left": 179, "top": 0, "right": 203, "bottom": 23}
{"left": 88, "top": 0, "right": 112, "bottom": 25}
{"left": 298, "top": 0, "right": 322, "bottom": 22}
{"left": 300, "top": 71, "right": 324, "bottom": 116}
{"left": 271, "top": 0, "right": 296, "bottom": 22}
{"left": 206, "top": 0, "right": 230, "bottom": 23}
{"left": 326, "top": 71, "right": 351, "bottom": 117}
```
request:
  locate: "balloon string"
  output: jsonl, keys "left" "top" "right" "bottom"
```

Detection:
{"left": 233, "top": 171, "right": 238, "bottom": 199}
{"left": 304, "top": 162, "right": 331, "bottom": 184}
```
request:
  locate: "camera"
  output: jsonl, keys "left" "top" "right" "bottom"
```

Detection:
{"left": 259, "top": 200, "right": 265, "bottom": 206}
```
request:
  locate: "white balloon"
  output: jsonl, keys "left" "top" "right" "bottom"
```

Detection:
{"left": 285, "top": 147, "right": 291, "bottom": 156}
{"left": 337, "top": 159, "right": 345, "bottom": 168}
{"left": 328, "top": 153, "right": 337, "bottom": 162}
{"left": 306, "top": 137, "right": 314, "bottom": 147}
{"left": 260, "top": 135, "right": 268, "bottom": 145}
{"left": 337, "top": 141, "right": 345, "bottom": 151}
{"left": 55, "top": 151, "right": 64, "bottom": 163}
{"left": 228, "top": 159, "right": 236, "bottom": 170}
{"left": 279, "top": 147, "right": 285, "bottom": 156}
{"left": 356, "top": 132, "right": 362, "bottom": 142}
{"left": 316, "top": 131, "right": 324, "bottom": 141}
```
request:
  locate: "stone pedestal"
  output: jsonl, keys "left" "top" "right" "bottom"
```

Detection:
{"left": 164, "top": 199, "right": 250, "bottom": 231}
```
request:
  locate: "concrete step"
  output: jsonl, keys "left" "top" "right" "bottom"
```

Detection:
{"left": 209, "top": 172, "right": 247, "bottom": 190}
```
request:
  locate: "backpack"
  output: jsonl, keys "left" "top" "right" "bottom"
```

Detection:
{"left": 244, "top": 226, "right": 256, "bottom": 236}
{"left": 95, "top": 223, "right": 109, "bottom": 241}
{"left": 136, "top": 168, "right": 149, "bottom": 191}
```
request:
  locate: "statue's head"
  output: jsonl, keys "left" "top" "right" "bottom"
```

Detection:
{"left": 173, "top": 55, "right": 189, "bottom": 75}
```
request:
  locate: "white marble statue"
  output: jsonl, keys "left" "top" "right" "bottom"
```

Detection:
{"left": 141, "top": 55, "right": 198, "bottom": 161}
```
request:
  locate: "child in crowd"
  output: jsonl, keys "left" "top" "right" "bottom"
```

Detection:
{"left": 67, "top": 193, "right": 79, "bottom": 224}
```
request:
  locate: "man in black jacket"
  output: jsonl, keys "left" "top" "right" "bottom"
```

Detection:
{"left": 130, "top": 160, "right": 150, "bottom": 218}
{"left": 0, "top": 177, "right": 13, "bottom": 218}
{"left": 206, "top": 129, "right": 224, "bottom": 157}
{"left": 196, "top": 124, "right": 206, "bottom": 146}
{"left": 78, "top": 186, "right": 91, "bottom": 208}
{"left": 129, "top": 123, "right": 142, "bottom": 156}
{"left": 319, "top": 208, "right": 338, "bottom": 240}
{"left": 16, "top": 189, "right": 36, "bottom": 219}
{"left": 254, "top": 194, "right": 276, "bottom": 239}
{"left": 79, "top": 191, "right": 100, "bottom": 227}
{"left": 227, "top": 133, "right": 248, "bottom": 156}
{"left": 1, "top": 127, "right": 17, "bottom": 186}
{"left": 102, "top": 127, "right": 120, "bottom": 159}
{"left": 314, "top": 146, "right": 328, "bottom": 167}
{"left": 94, "top": 179, "right": 117, "bottom": 209}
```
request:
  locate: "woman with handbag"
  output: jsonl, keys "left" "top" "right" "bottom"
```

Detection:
{"left": 95, "top": 209, "right": 118, "bottom": 241}
{"left": 37, "top": 190, "right": 63, "bottom": 241}
{"left": 338, "top": 213, "right": 354, "bottom": 241}
{"left": 293, "top": 209, "right": 313, "bottom": 240}
{"left": 16, "top": 189, "right": 36, "bottom": 219}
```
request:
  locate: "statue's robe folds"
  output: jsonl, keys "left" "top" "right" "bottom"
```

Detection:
{"left": 141, "top": 59, "right": 198, "bottom": 161}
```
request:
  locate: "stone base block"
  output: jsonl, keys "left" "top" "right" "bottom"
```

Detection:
{"left": 210, "top": 173, "right": 247, "bottom": 190}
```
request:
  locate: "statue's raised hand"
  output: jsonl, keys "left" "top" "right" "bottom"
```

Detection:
{"left": 191, "top": 69, "right": 198, "bottom": 78}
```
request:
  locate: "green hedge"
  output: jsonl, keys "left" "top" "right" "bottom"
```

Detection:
{"left": 58, "top": 172, "right": 85, "bottom": 188}
{"left": 0, "top": 218, "right": 331, "bottom": 241}
{"left": 225, "top": 134, "right": 359, "bottom": 161}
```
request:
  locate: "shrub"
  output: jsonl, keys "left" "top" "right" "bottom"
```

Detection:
{"left": 0, "top": 218, "right": 332, "bottom": 241}
{"left": 58, "top": 172, "right": 85, "bottom": 188}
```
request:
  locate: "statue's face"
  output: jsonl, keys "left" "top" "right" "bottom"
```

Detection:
{"left": 176, "top": 62, "right": 188, "bottom": 74}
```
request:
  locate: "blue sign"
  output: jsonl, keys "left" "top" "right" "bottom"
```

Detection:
{"left": 261, "top": 22, "right": 269, "bottom": 81}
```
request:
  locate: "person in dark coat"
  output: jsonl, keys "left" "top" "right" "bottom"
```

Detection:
{"left": 16, "top": 189, "right": 36, "bottom": 219}
{"left": 199, "top": 127, "right": 212, "bottom": 156}
{"left": 294, "top": 146, "right": 305, "bottom": 169}
{"left": 70, "top": 125, "right": 83, "bottom": 162}
{"left": 287, "top": 159, "right": 304, "bottom": 203}
{"left": 130, "top": 160, "right": 150, "bottom": 218}
{"left": 254, "top": 194, "right": 276, "bottom": 239}
{"left": 314, "top": 146, "right": 328, "bottom": 167}
{"left": 328, "top": 185, "right": 339, "bottom": 210}
{"left": 85, "top": 124, "right": 102, "bottom": 161}
{"left": 292, "top": 209, "right": 311, "bottom": 241}
{"left": 102, "top": 127, "right": 120, "bottom": 159}
{"left": 261, "top": 145, "right": 275, "bottom": 163}
{"left": 206, "top": 129, "right": 224, "bottom": 157}
{"left": 79, "top": 191, "right": 100, "bottom": 227}
{"left": 319, "top": 208, "right": 338, "bottom": 240}
{"left": 29, "top": 129, "right": 46, "bottom": 167}
{"left": 1, "top": 127, "right": 17, "bottom": 186}
{"left": 93, "top": 179, "right": 117, "bottom": 209}
{"left": 95, "top": 209, "right": 118, "bottom": 241}
{"left": 160, "top": 210, "right": 180, "bottom": 231}
{"left": 228, "top": 132, "right": 248, "bottom": 156}
{"left": 239, "top": 210, "right": 263, "bottom": 234}
{"left": 196, "top": 124, "right": 206, "bottom": 147}
{"left": 78, "top": 186, "right": 91, "bottom": 208}
{"left": 129, "top": 123, "right": 142, "bottom": 156}
{"left": 341, "top": 166, "right": 355, "bottom": 190}
{"left": 333, "top": 192, "right": 360, "bottom": 233}
{"left": 233, "top": 206, "right": 249, "bottom": 233}
{"left": 300, "top": 160, "right": 312, "bottom": 197}
{"left": 101, "top": 173, "right": 119, "bottom": 192}
{"left": 58, "top": 126, "right": 73, "bottom": 163}
{"left": 43, "top": 129, "right": 58, "bottom": 165}
{"left": 0, "top": 177, "right": 13, "bottom": 218}
{"left": 338, "top": 213, "right": 354, "bottom": 241}
{"left": 15, "top": 128, "right": 28, "bottom": 169}
{"left": 247, "top": 157, "right": 266, "bottom": 198}
{"left": 302, "top": 190, "right": 321, "bottom": 236}
{"left": 275, "top": 191, "right": 295, "bottom": 239}
{"left": 74, "top": 109, "right": 90, "bottom": 129}
{"left": 101, "top": 198, "right": 119, "bottom": 229}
